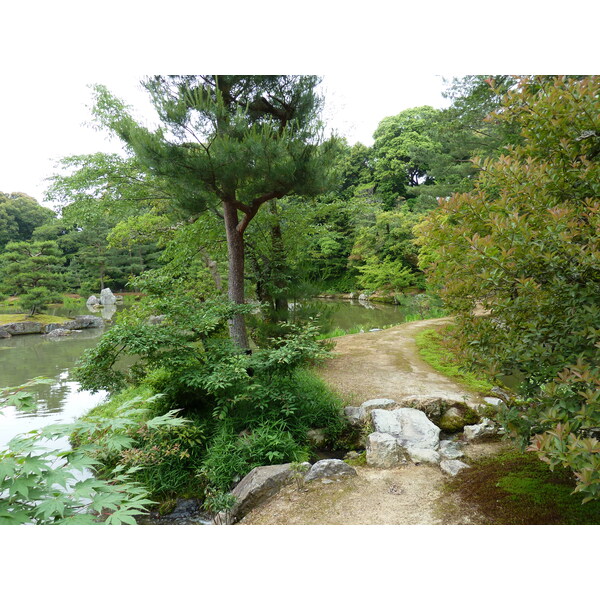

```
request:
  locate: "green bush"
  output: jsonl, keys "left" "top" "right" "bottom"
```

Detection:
{"left": 201, "top": 421, "right": 309, "bottom": 491}
{"left": 417, "top": 76, "right": 600, "bottom": 499}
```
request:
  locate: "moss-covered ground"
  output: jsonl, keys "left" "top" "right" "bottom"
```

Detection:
{"left": 0, "top": 313, "right": 71, "bottom": 325}
{"left": 442, "top": 450, "right": 600, "bottom": 524}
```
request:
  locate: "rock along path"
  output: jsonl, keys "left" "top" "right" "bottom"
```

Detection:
{"left": 239, "top": 317, "right": 502, "bottom": 525}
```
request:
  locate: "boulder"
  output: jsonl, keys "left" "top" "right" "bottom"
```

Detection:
{"left": 361, "top": 398, "right": 397, "bottom": 413}
{"left": 406, "top": 446, "right": 441, "bottom": 465}
{"left": 304, "top": 459, "right": 357, "bottom": 482}
{"left": 371, "top": 407, "right": 440, "bottom": 450}
{"left": 358, "top": 293, "right": 369, "bottom": 301}
{"left": 440, "top": 459, "right": 470, "bottom": 477}
{"left": 99, "top": 288, "right": 117, "bottom": 305}
{"left": 86, "top": 295, "right": 99, "bottom": 305}
{"left": 463, "top": 418, "right": 500, "bottom": 442}
{"left": 439, "top": 406, "right": 474, "bottom": 432}
{"left": 0, "top": 327, "right": 11, "bottom": 339}
{"left": 344, "top": 405, "right": 365, "bottom": 426}
{"left": 225, "top": 463, "right": 295, "bottom": 524}
{"left": 403, "top": 393, "right": 476, "bottom": 422}
{"left": 439, "top": 440, "right": 465, "bottom": 460}
{"left": 45, "top": 328, "right": 72, "bottom": 338}
{"left": 2, "top": 321, "right": 43, "bottom": 335}
{"left": 45, "top": 321, "right": 77, "bottom": 333}
{"left": 73, "top": 315, "right": 105, "bottom": 329}
{"left": 366, "top": 432, "right": 404, "bottom": 468}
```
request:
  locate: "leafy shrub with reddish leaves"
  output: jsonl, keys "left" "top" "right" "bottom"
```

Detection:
{"left": 417, "top": 76, "right": 600, "bottom": 498}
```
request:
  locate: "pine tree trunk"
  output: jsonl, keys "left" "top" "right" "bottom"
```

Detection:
{"left": 270, "top": 201, "right": 289, "bottom": 320}
{"left": 223, "top": 200, "right": 250, "bottom": 349}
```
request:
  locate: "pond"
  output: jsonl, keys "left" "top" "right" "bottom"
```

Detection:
{"left": 0, "top": 298, "right": 417, "bottom": 450}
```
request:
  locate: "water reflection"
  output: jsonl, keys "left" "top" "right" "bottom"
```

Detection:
{"left": 86, "top": 303, "right": 117, "bottom": 320}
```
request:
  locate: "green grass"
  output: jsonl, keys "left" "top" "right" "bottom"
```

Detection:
{"left": 414, "top": 326, "right": 495, "bottom": 394}
{"left": 0, "top": 313, "right": 71, "bottom": 325}
{"left": 443, "top": 450, "right": 600, "bottom": 524}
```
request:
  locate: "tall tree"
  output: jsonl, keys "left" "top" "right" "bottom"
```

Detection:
{"left": 92, "top": 75, "right": 336, "bottom": 348}
{"left": 0, "top": 192, "right": 55, "bottom": 251}
{"left": 372, "top": 106, "right": 442, "bottom": 207}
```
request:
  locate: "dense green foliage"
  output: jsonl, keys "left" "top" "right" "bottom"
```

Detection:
{"left": 73, "top": 282, "right": 345, "bottom": 499}
{"left": 0, "top": 192, "right": 55, "bottom": 251}
{"left": 418, "top": 76, "right": 600, "bottom": 499}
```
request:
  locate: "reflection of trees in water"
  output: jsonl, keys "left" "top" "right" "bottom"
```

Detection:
{"left": 0, "top": 329, "right": 104, "bottom": 391}
{"left": 24, "top": 375, "right": 72, "bottom": 416}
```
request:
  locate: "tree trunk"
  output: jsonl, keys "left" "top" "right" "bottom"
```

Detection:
{"left": 223, "top": 200, "right": 250, "bottom": 349}
{"left": 270, "top": 201, "right": 289, "bottom": 320}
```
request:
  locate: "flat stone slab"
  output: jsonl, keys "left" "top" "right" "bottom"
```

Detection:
{"left": 439, "top": 440, "right": 465, "bottom": 460}
{"left": 406, "top": 446, "right": 441, "bottom": 465}
{"left": 440, "top": 459, "right": 470, "bottom": 477}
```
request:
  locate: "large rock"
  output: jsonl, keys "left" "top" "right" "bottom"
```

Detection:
{"left": 0, "top": 327, "right": 11, "bottom": 339}
{"left": 371, "top": 407, "right": 440, "bottom": 450}
{"left": 361, "top": 398, "right": 397, "bottom": 412}
{"left": 304, "top": 459, "right": 357, "bottom": 483}
{"left": 45, "top": 328, "right": 73, "bottom": 338}
{"left": 366, "top": 432, "right": 404, "bottom": 468}
{"left": 483, "top": 396, "right": 504, "bottom": 407}
{"left": 438, "top": 406, "right": 476, "bottom": 432}
{"left": 463, "top": 418, "right": 500, "bottom": 442}
{"left": 403, "top": 393, "right": 477, "bottom": 422}
{"left": 99, "top": 288, "right": 117, "bottom": 305}
{"left": 344, "top": 405, "right": 365, "bottom": 426}
{"left": 225, "top": 463, "right": 295, "bottom": 524}
{"left": 72, "top": 315, "right": 105, "bottom": 329}
{"left": 86, "top": 295, "right": 99, "bottom": 306}
{"left": 2, "top": 321, "right": 44, "bottom": 335}
{"left": 45, "top": 321, "right": 78, "bottom": 333}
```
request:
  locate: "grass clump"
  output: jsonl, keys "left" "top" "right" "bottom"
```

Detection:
{"left": 444, "top": 450, "right": 600, "bottom": 524}
{"left": 415, "top": 326, "right": 495, "bottom": 394}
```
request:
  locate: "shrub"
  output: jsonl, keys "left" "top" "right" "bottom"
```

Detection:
{"left": 417, "top": 75, "right": 600, "bottom": 498}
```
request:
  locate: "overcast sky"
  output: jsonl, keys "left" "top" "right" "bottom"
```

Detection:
{"left": 0, "top": 73, "right": 452, "bottom": 205}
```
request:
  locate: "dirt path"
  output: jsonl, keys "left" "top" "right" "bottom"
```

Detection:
{"left": 239, "top": 318, "right": 500, "bottom": 525}
{"left": 316, "top": 317, "right": 474, "bottom": 405}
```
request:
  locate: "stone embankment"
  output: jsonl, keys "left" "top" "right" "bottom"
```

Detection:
{"left": 0, "top": 315, "right": 104, "bottom": 338}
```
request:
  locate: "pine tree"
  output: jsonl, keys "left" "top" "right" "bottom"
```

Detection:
{"left": 92, "top": 76, "right": 337, "bottom": 347}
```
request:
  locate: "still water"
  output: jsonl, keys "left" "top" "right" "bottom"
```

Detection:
{"left": 0, "top": 299, "right": 408, "bottom": 449}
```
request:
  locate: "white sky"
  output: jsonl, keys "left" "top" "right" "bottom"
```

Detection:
{"left": 0, "top": 73, "right": 452, "bottom": 205}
